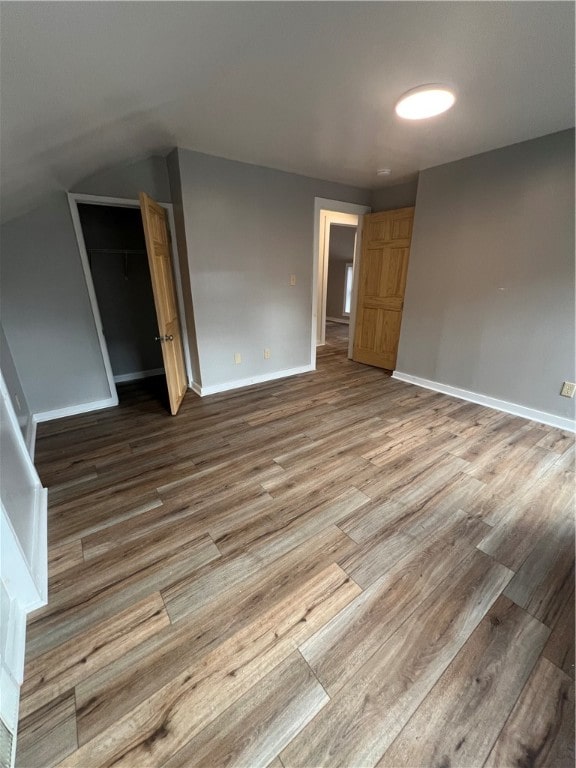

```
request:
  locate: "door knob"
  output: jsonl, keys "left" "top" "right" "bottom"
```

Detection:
{"left": 155, "top": 334, "right": 174, "bottom": 342}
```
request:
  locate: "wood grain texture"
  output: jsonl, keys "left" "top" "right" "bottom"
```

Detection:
{"left": 281, "top": 551, "right": 512, "bottom": 768}
{"left": 61, "top": 564, "right": 360, "bottom": 766}
{"left": 340, "top": 502, "right": 489, "bottom": 589}
{"left": 504, "top": 513, "right": 574, "bottom": 626}
{"left": 50, "top": 493, "right": 163, "bottom": 547}
{"left": 543, "top": 587, "right": 575, "bottom": 679}
{"left": 161, "top": 652, "right": 328, "bottom": 768}
{"left": 352, "top": 207, "right": 414, "bottom": 370}
{"left": 15, "top": 691, "right": 77, "bottom": 768}
{"left": 74, "top": 526, "right": 356, "bottom": 744}
{"left": 20, "top": 323, "right": 573, "bottom": 768}
{"left": 26, "top": 529, "right": 219, "bottom": 659}
{"left": 301, "top": 522, "right": 479, "bottom": 695}
{"left": 140, "top": 191, "right": 187, "bottom": 415}
{"left": 477, "top": 448, "right": 574, "bottom": 570}
{"left": 484, "top": 656, "right": 575, "bottom": 768}
{"left": 20, "top": 593, "right": 170, "bottom": 718}
{"left": 377, "top": 596, "right": 550, "bottom": 768}
{"left": 47, "top": 538, "right": 84, "bottom": 577}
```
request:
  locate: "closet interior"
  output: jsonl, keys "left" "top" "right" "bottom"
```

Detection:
{"left": 77, "top": 204, "right": 166, "bottom": 400}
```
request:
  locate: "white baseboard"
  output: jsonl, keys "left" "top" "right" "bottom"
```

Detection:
{"left": 191, "top": 382, "right": 202, "bottom": 397}
{"left": 392, "top": 371, "right": 575, "bottom": 433}
{"left": 113, "top": 368, "right": 165, "bottom": 384}
{"left": 326, "top": 317, "right": 350, "bottom": 325}
{"left": 196, "top": 364, "right": 315, "bottom": 397}
{"left": 33, "top": 396, "right": 118, "bottom": 423}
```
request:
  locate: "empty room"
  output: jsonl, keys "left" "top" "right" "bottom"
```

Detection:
{"left": 0, "top": 2, "right": 574, "bottom": 767}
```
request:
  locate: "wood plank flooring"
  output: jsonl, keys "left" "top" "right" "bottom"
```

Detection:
{"left": 17, "top": 322, "right": 575, "bottom": 768}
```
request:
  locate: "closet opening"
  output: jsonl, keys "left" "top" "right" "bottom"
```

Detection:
{"left": 76, "top": 202, "right": 168, "bottom": 408}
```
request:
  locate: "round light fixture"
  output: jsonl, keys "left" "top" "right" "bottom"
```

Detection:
{"left": 395, "top": 84, "right": 456, "bottom": 120}
{"left": 377, "top": 168, "right": 392, "bottom": 176}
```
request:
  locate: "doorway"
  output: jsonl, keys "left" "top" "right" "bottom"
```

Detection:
{"left": 312, "top": 198, "right": 371, "bottom": 368}
{"left": 325, "top": 223, "right": 357, "bottom": 349}
{"left": 68, "top": 193, "right": 192, "bottom": 409}
{"left": 78, "top": 203, "right": 164, "bottom": 391}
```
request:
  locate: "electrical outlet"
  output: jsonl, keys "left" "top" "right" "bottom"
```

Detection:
{"left": 560, "top": 381, "right": 576, "bottom": 398}
{"left": 264, "top": 348, "right": 271, "bottom": 359}
{"left": 290, "top": 274, "right": 296, "bottom": 286}
{"left": 234, "top": 352, "right": 242, "bottom": 364}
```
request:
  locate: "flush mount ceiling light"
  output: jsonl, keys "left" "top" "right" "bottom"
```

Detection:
{"left": 395, "top": 84, "right": 456, "bottom": 120}
{"left": 377, "top": 168, "right": 392, "bottom": 176}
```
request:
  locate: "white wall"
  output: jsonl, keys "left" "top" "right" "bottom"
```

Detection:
{"left": 397, "top": 129, "right": 575, "bottom": 422}
{"left": 173, "top": 149, "right": 372, "bottom": 391}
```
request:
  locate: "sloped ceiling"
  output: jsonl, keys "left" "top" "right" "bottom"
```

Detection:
{"left": 1, "top": 1, "right": 574, "bottom": 223}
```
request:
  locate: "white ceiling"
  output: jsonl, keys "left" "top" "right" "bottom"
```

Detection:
{"left": 1, "top": 2, "right": 574, "bottom": 223}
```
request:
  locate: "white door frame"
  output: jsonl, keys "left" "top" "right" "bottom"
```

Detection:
{"left": 68, "top": 193, "right": 194, "bottom": 402}
{"left": 311, "top": 198, "right": 370, "bottom": 367}
{"left": 317, "top": 212, "right": 358, "bottom": 346}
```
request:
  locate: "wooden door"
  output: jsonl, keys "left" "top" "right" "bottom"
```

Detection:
{"left": 139, "top": 193, "right": 187, "bottom": 415}
{"left": 352, "top": 207, "right": 414, "bottom": 370}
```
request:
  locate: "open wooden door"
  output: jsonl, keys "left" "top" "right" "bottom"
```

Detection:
{"left": 352, "top": 207, "right": 414, "bottom": 370}
{"left": 139, "top": 193, "right": 187, "bottom": 415}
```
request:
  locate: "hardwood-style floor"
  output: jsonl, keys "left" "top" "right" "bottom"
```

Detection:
{"left": 18, "top": 323, "right": 575, "bottom": 767}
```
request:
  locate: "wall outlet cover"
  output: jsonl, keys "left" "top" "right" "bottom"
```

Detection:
{"left": 560, "top": 381, "right": 576, "bottom": 398}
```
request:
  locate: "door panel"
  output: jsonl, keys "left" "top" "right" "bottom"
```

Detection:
{"left": 353, "top": 207, "right": 414, "bottom": 370}
{"left": 359, "top": 307, "right": 379, "bottom": 350}
{"left": 379, "top": 248, "right": 408, "bottom": 295}
{"left": 139, "top": 193, "right": 188, "bottom": 415}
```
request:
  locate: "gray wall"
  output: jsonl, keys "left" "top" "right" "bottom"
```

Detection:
{"left": 175, "top": 149, "right": 372, "bottom": 389}
{"left": 397, "top": 129, "right": 575, "bottom": 420}
{"left": 166, "top": 150, "right": 202, "bottom": 386}
{"left": 326, "top": 225, "right": 356, "bottom": 321}
{"left": 71, "top": 155, "right": 171, "bottom": 202}
{"left": 0, "top": 323, "right": 31, "bottom": 437}
{"left": 371, "top": 178, "right": 419, "bottom": 212}
{"left": 78, "top": 204, "right": 163, "bottom": 378}
{"left": 0, "top": 194, "right": 110, "bottom": 413}
{"left": 0, "top": 156, "right": 172, "bottom": 415}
